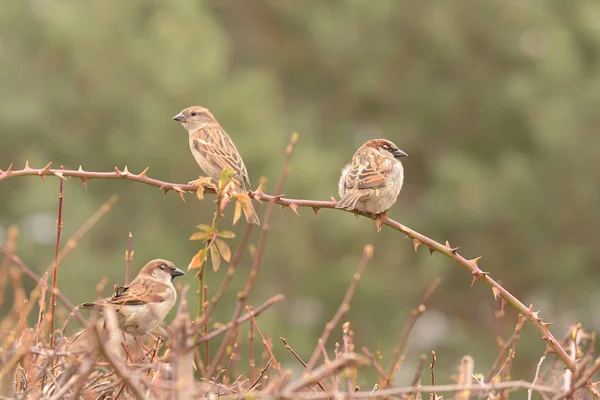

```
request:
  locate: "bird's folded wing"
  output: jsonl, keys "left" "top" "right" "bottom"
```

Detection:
{"left": 193, "top": 126, "right": 251, "bottom": 188}
{"left": 345, "top": 151, "right": 391, "bottom": 190}
{"left": 107, "top": 279, "right": 169, "bottom": 306}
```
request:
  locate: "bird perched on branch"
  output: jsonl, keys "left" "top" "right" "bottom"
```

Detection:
{"left": 79, "top": 259, "right": 185, "bottom": 337}
{"left": 172, "top": 106, "right": 260, "bottom": 225}
{"left": 336, "top": 139, "right": 407, "bottom": 226}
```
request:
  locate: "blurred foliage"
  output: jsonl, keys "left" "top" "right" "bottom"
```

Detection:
{"left": 2, "top": 0, "right": 600, "bottom": 384}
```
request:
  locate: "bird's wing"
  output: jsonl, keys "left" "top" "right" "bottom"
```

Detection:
{"left": 106, "top": 278, "right": 170, "bottom": 306}
{"left": 344, "top": 149, "right": 392, "bottom": 190}
{"left": 192, "top": 126, "right": 251, "bottom": 189}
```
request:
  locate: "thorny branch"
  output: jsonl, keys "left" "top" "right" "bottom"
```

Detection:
{"left": 2, "top": 155, "right": 600, "bottom": 395}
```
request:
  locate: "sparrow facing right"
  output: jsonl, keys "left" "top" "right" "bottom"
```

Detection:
{"left": 79, "top": 259, "right": 185, "bottom": 337}
{"left": 336, "top": 139, "right": 407, "bottom": 217}
{"left": 173, "top": 106, "right": 260, "bottom": 225}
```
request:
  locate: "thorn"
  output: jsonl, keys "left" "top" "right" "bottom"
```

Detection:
{"left": 541, "top": 321, "right": 554, "bottom": 328}
{"left": 468, "top": 256, "right": 482, "bottom": 267}
{"left": 24, "top": 160, "right": 31, "bottom": 170}
{"left": 289, "top": 204, "right": 300, "bottom": 216}
{"left": 375, "top": 219, "right": 383, "bottom": 233}
{"left": 471, "top": 269, "right": 490, "bottom": 287}
{"left": 80, "top": 177, "right": 88, "bottom": 189}
{"left": 176, "top": 191, "right": 186, "bottom": 203}
{"left": 412, "top": 239, "right": 421, "bottom": 252}
{"left": 114, "top": 166, "right": 121, "bottom": 174}
{"left": 312, "top": 207, "right": 320, "bottom": 217}
{"left": 6, "top": 163, "right": 13, "bottom": 173}
{"left": 444, "top": 240, "right": 459, "bottom": 254}
{"left": 428, "top": 247, "right": 435, "bottom": 257}
{"left": 491, "top": 287, "right": 500, "bottom": 300}
{"left": 256, "top": 178, "right": 267, "bottom": 194}
{"left": 330, "top": 196, "right": 337, "bottom": 202}
{"left": 123, "top": 165, "right": 130, "bottom": 175}
{"left": 78, "top": 165, "right": 84, "bottom": 172}
{"left": 160, "top": 186, "right": 168, "bottom": 198}
{"left": 53, "top": 170, "right": 66, "bottom": 180}
{"left": 138, "top": 167, "right": 149, "bottom": 179}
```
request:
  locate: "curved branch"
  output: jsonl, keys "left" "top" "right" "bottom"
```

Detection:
{"left": 0, "top": 161, "right": 579, "bottom": 375}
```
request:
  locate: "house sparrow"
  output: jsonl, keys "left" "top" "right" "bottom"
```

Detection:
{"left": 336, "top": 139, "right": 407, "bottom": 219}
{"left": 79, "top": 259, "right": 185, "bottom": 337}
{"left": 172, "top": 106, "right": 260, "bottom": 225}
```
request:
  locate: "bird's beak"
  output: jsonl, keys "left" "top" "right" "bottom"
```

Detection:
{"left": 171, "top": 268, "right": 186, "bottom": 278}
{"left": 393, "top": 149, "right": 408, "bottom": 158}
{"left": 172, "top": 112, "right": 186, "bottom": 122}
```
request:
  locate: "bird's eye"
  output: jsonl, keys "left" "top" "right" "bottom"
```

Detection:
{"left": 383, "top": 145, "right": 391, "bottom": 151}
{"left": 160, "top": 264, "right": 169, "bottom": 271}
{"left": 190, "top": 111, "right": 197, "bottom": 117}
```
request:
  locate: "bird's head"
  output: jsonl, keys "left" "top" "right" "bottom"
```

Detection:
{"left": 140, "top": 259, "right": 185, "bottom": 284}
{"left": 172, "top": 106, "right": 216, "bottom": 133}
{"left": 364, "top": 139, "right": 407, "bottom": 159}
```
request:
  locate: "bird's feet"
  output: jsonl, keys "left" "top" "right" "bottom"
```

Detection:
{"left": 374, "top": 210, "right": 388, "bottom": 233}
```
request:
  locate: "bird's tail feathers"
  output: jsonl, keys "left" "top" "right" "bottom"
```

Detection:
{"left": 336, "top": 192, "right": 363, "bottom": 210}
{"left": 243, "top": 200, "right": 261, "bottom": 225}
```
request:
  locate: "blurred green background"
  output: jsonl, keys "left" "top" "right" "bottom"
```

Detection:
{"left": 2, "top": 0, "right": 600, "bottom": 386}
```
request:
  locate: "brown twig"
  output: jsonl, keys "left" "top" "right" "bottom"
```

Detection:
{"left": 285, "top": 354, "right": 367, "bottom": 394}
{"left": 529, "top": 354, "right": 546, "bottom": 400}
{"left": 247, "top": 306, "right": 281, "bottom": 377}
{"left": 90, "top": 324, "right": 146, "bottom": 400}
{"left": 305, "top": 244, "right": 373, "bottom": 372}
{"left": 383, "top": 277, "right": 441, "bottom": 388}
{"left": 125, "top": 231, "right": 133, "bottom": 284}
{"left": 49, "top": 167, "right": 65, "bottom": 350}
{"left": 279, "top": 380, "right": 557, "bottom": 399}
{"left": 362, "top": 347, "right": 390, "bottom": 386}
{"left": 430, "top": 351, "right": 437, "bottom": 398}
{"left": 204, "top": 285, "right": 209, "bottom": 371}
{"left": 190, "top": 294, "right": 284, "bottom": 349}
{"left": 250, "top": 318, "right": 256, "bottom": 383}
{"left": 487, "top": 313, "right": 526, "bottom": 383}
{"left": 205, "top": 133, "right": 298, "bottom": 378}
{"left": 224, "top": 341, "right": 238, "bottom": 384}
{"left": 281, "top": 337, "right": 326, "bottom": 391}
{"left": 0, "top": 247, "right": 86, "bottom": 325}
{"left": 0, "top": 226, "right": 18, "bottom": 308}
{"left": 247, "top": 358, "right": 272, "bottom": 392}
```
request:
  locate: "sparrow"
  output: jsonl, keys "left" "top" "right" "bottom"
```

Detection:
{"left": 336, "top": 139, "right": 407, "bottom": 219}
{"left": 79, "top": 259, "right": 185, "bottom": 337}
{"left": 172, "top": 106, "right": 260, "bottom": 225}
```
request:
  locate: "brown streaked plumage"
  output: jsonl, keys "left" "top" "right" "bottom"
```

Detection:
{"left": 79, "top": 259, "right": 185, "bottom": 337}
{"left": 173, "top": 106, "right": 260, "bottom": 225}
{"left": 337, "top": 138, "right": 407, "bottom": 217}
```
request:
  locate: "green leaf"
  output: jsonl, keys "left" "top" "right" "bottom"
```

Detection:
{"left": 210, "top": 245, "right": 221, "bottom": 272}
{"left": 215, "top": 239, "right": 231, "bottom": 262}
{"left": 188, "top": 249, "right": 208, "bottom": 270}
{"left": 189, "top": 231, "right": 211, "bottom": 241}
{"left": 217, "top": 230, "right": 236, "bottom": 239}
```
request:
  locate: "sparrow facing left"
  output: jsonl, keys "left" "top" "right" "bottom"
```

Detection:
{"left": 336, "top": 139, "right": 407, "bottom": 218}
{"left": 79, "top": 259, "right": 185, "bottom": 337}
{"left": 173, "top": 106, "right": 260, "bottom": 225}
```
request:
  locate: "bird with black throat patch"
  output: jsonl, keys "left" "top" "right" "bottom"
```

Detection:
{"left": 336, "top": 139, "right": 407, "bottom": 230}
{"left": 172, "top": 106, "right": 260, "bottom": 225}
